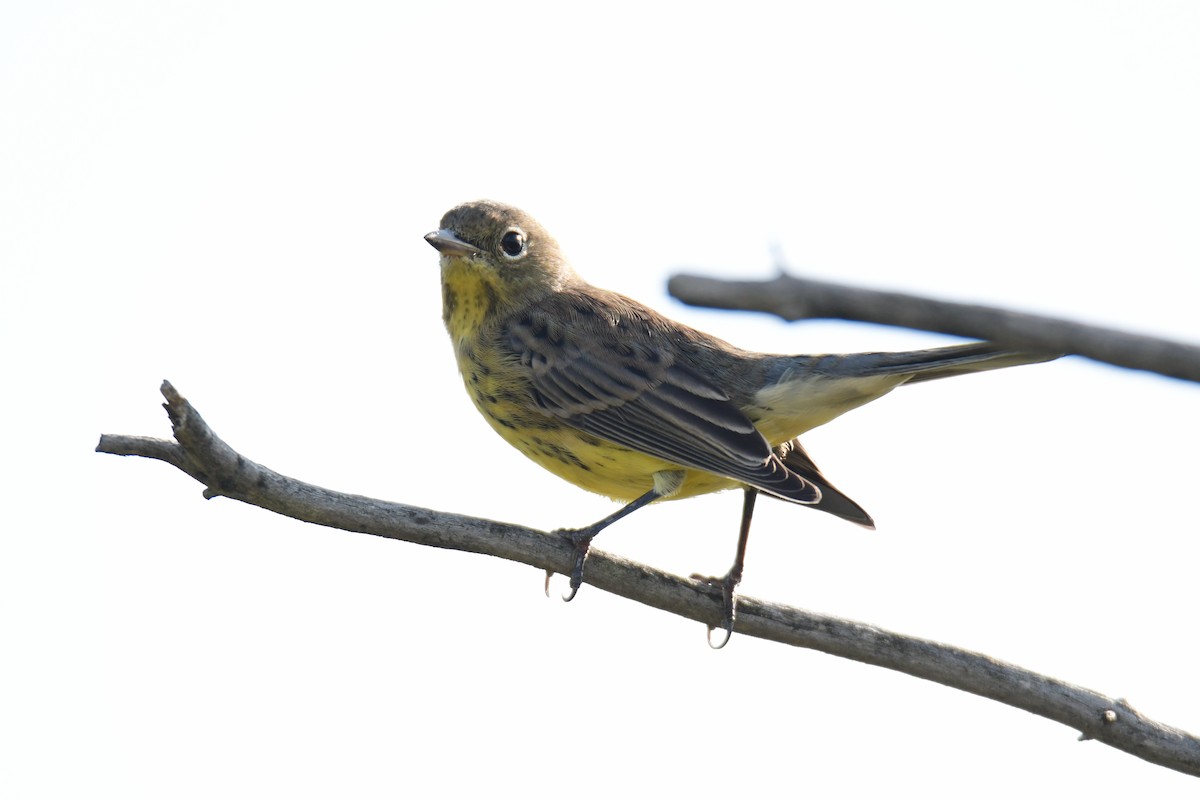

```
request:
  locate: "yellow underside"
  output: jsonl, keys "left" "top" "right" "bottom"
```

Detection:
{"left": 458, "top": 356, "right": 738, "bottom": 502}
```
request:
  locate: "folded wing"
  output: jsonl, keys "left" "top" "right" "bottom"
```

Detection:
{"left": 508, "top": 312, "right": 820, "bottom": 505}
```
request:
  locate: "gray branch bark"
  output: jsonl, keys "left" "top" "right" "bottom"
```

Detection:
{"left": 96, "top": 381, "right": 1200, "bottom": 777}
{"left": 667, "top": 272, "right": 1200, "bottom": 383}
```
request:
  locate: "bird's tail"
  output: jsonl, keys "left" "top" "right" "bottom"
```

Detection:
{"left": 837, "top": 341, "right": 1061, "bottom": 384}
{"left": 752, "top": 342, "right": 1059, "bottom": 442}
{"left": 751, "top": 342, "right": 1058, "bottom": 526}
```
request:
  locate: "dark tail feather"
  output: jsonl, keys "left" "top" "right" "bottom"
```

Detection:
{"left": 842, "top": 342, "right": 1060, "bottom": 385}
{"left": 775, "top": 439, "right": 875, "bottom": 529}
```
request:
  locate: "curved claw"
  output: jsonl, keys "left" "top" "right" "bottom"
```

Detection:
{"left": 706, "top": 624, "right": 733, "bottom": 650}
{"left": 692, "top": 571, "right": 739, "bottom": 649}
{"left": 549, "top": 527, "right": 593, "bottom": 603}
{"left": 562, "top": 548, "right": 586, "bottom": 602}
{"left": 544, "top": 573, "right": 580, "bottom": 604}
{"left": 543, "top": 569, "right": 581, "bottom": 601}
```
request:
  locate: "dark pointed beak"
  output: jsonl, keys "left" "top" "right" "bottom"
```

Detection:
{"left": 425, "top": 229, "right": 479, "bottom": 257}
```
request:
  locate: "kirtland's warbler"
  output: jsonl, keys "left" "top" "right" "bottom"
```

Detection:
{"left": 426, "top": 200, "right": 1056, "bottom": 645}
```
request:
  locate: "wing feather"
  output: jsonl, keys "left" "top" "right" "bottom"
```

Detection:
{"left": 508, "top": 309, "right": 819, "bottom": 504}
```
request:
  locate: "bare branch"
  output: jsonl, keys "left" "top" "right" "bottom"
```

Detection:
{"left": 97, "top": 381, "right": 1200, "bottom": 777}
{"left": 667, "top": 272, "right": 1200, "bottom": 383}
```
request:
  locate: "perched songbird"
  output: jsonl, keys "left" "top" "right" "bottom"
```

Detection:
{"left": 425, "top": 200, "right": 1057, "bottom": 646}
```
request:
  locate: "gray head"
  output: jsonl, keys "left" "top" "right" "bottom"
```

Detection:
{"left": 425, "top": 200, "right": 580, "bottom": 298}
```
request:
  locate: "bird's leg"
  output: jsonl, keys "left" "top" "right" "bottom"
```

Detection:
{"left": 692, "top": 487, "right": 758, "bottom": 649}
{"left": 548, "top": 487, "right": 661, "bottom": 602}
{"left": 547, "top": 470, "right": 685, "bottom": 602}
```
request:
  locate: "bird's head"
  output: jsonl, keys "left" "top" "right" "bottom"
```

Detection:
{"left": 426, "top": 200, "right": 579, "bottom": 308}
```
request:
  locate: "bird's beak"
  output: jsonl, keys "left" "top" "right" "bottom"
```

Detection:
{"left": 425, "top": 229, "right": 479, "bottom": 257}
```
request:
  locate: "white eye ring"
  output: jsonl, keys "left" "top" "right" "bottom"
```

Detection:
{"left": 500, "top": 227, "right": 527, "bottom": 260}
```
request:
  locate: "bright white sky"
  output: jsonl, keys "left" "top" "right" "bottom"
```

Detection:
{"left": 3, "top": 2, "right": 1199, "bottom": 796}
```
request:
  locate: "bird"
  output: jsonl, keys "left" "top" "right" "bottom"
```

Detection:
{"left": 425, "top": 199, "right": 1058, "bottom": 646}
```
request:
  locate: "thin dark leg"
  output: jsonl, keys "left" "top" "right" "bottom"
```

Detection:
{"left": 692, "top": 487, "right": 758, "bottom": 649}
{"left": 547, "top": 487, "right": 661, "bottom": 602}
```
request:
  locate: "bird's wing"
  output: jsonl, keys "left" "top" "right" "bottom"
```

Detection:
{"left": 506, "top": 311, "right": 819, "bottom": 504}
{"left": 776, "top": 440, "right": 875, "bottom": 528}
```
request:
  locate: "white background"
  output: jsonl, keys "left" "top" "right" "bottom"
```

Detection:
{"left": 3, "top": 2, "right": 1199, "bottom": 796}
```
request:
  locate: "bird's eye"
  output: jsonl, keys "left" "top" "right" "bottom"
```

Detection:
{"left": 500, "top": 228, "right": 526, "bottom": 259}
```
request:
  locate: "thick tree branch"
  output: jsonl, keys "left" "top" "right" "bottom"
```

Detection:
{"left": 97, "top": 381, "right": 1200, "bottom": 777}
{"left": 667, "top": 272, "right": 1200, "bottom": 383}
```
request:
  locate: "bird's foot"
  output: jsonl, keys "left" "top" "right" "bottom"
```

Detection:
{"left": 544, "top": 527, "right": 597, "bottom": 602}
{"left": 690, "top": 569, "right": 742, "bottom": 649}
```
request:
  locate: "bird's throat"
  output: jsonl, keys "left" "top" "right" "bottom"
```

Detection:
{"left": 441, "top": 258, "right": 501, "bottom": 345}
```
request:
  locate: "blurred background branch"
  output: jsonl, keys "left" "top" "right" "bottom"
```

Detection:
{"left": 669, "top": 272, "right": 1200, "bottom": 383}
